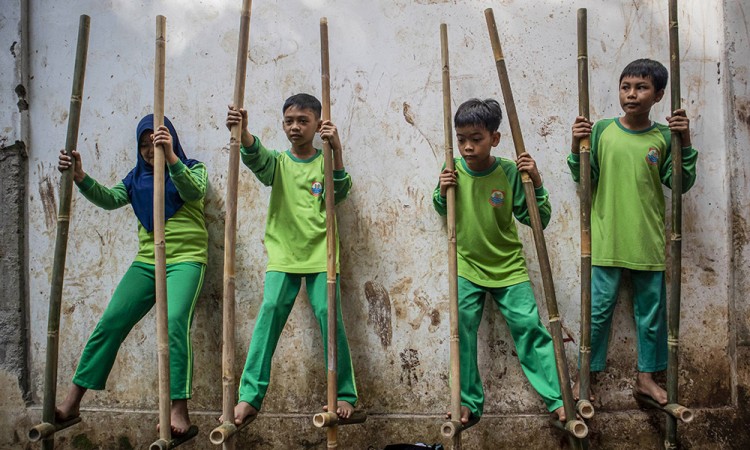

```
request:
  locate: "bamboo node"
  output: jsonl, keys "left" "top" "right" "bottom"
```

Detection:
{"left": 548, "top": 315, "right": 560, "bottom": 323}
{"left": 57, "top": 215, "right": 71, "bottom": 222}
{"left": 667, "top": 338, "right": 679, "bottom": 346}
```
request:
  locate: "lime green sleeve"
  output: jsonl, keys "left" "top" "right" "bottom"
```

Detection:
{"left": 659, "top": 145, "right": 699, "bottom": 193}
{"left": 240, "top": 136, "right": 279, "bottom": 186}
{"left": 506, "top": 164, "right": 551, "bottom": 229}
{"left": 169, "top": 161, "right": 207, "bottom": 201}
{"left": 432, "top": 183, "right": 447, "bottom": 216}
{"left": 567, "top": 120, "right": 605, "bottom": 184}
{"left": 75, "top": 175, "right": 129, "bottom": 210}
{"left": 332, "top": 169, "right": 352, "bottom": 205}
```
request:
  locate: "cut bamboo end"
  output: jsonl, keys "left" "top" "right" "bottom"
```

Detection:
{"left": 551, "top": 418, "right": 588, "bottom": 439}
{"left": 313, "top": 410, "right": 367, "bottom": 428}
{"left": 440, "top": 420, "right": 461, "bottom": 438}
{"left": 440, "top": 416, "right": 479, "bottom": 438}
{"left": 28, "top": 417, "right": 82, "bottom": 442}
{"left": 149, "top": 425, "right": 198, "bottom": 449}
{"left": 566, "top": 419, "right": 589, "bottom": 439}
{"left": 149, "top": 439, "right": 169, "bottom": 450}
{"left": 665, "top": 403, "right": 694, "bottom": 423}
{"left": 576, "top": 399, "right": 595, "bottom": 420}
{"left": 209, "top": 423, "right": 237, "bottom": 445}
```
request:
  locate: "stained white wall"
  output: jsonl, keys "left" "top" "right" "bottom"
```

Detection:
{"left": 19, "top": 0, "right": 733, "bottom": 422}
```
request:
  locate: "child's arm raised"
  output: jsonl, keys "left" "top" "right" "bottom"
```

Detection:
{"left": 226, "top": 105, "right": 278, "bottom": 186}
{"left": 320, "top": 120, "right": 351, "bottom": 204}
{"left": 432, "top": 167, "right": 456, "bottom": 216}
{"left": 661, "top": 108, "right": 699, "bottom": 193}
{"left": 152, "top": 125, "right": 207, "bottom": 202}
{"left": 58, "top": 149, "right": 129, "bottom": 210}
{"left": 509, "top": 154, "right": 552, "bottom": 229}
{"left": 567, "top": 116, "right": 599, "bottom": 184}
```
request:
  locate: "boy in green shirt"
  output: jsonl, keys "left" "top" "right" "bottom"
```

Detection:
{"left": 568, "top": 58, "right": 698, "bottom": 404}
{"left": 434, "top": 98, "right": 566, "bottom": 424}
{"left": 224, "top": 94, "right": 357, "bottom": 424}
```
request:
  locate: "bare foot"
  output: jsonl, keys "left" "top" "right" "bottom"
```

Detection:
{"left": 170, "top": 399, "right": 191, "bottom": 436}
{"left": 572, "top": 379, "right": 596, "bottom": 402}
{"left": 55, "top": 384, "right": 86, "bottom": 422}
{"left": 322, "top": 401, "right": 354, "bottom": 419}
{"left": 635, "top": 372, "right": 667, "bottom": 405}
{"left": 218, "top": 401, "right": 258, "bottom": 426}
{"left": 445, "top": 406, "right": 472, "bottom": 424}
{"left": 552, "top": 406, "right": 567, "bottom": 422}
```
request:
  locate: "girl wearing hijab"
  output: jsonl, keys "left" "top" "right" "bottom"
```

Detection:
{"left": 55, "top": 115, "right": 208, "bottom": 435}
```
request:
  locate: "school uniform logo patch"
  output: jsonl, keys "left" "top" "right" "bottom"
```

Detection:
{"left": 645, "top": 147, "right": 659, "bottom": 166}
{"left": 488, "top": 190, "right": 505, "bottom": 207}
{"left": 310, "top": 181, "right": 323, "bottom": 197}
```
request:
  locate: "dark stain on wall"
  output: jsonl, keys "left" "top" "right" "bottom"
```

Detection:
{"left": 364, "top": 281, "right": 393, "bottom": 349}
{"left": 400, "top": 348, "right": 420, "bottom": 387}
{"left": 39, "top": 174, "right": 57, "bottom": 230}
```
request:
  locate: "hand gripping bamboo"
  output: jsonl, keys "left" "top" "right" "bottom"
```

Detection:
{"left": 576, "top": 8, "right": 594, "bottom": 421}
{"left": 30, "top": 15, "right": 89, "bottom": 449}
{"left": 484, "top": 8, "right": 587, "bottom": 443}
{"left": 150, "top": 15, "right": 173, "bottom": 450}
{"left": 210, "top": 1, "right": 254, "bottom": 447}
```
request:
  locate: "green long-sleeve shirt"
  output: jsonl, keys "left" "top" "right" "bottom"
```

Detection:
{"left": 75, "top": 160, "right": 209, "bottom": 264}
{"left": 567, "top": 118, "right": 699, "bottom": 270}
{"left": 241, "top": 136, "right": 352, "bottom": 273}
{"left": 433, "top": 157, "right": 551, "bottom": 288}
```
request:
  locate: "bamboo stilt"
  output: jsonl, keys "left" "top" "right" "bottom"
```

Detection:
{"left": 634, "top": 393, "right": 693, "bottom": 423}
{"left": 36, "top": 15, "right": 89, "bottom": 449}
{"left": 484, "top": 8, "right": 587, "bottom": 447}
{"left": 437, "top": 23, "right": 465, "bottom": 450}
{"left": 666, "top": 0, "right": 684, "bottom": 447}
{"left": 576, "top": 7, "right": 594, "bottom": 421}
{"left": 320, "top": 17, "right": 339, "bottom": 449}
{"left": 440, "top": 416, "right": 479, "bottom": 439}
{"left": 152, "top": 15, "right": 171, "bottom": 449}
{"left": 211, "top": 1, "right": 253, "bottom": 448}
{"left": 148, "top": 426, "right": 199, "bottom": 450}
{"left": 312, "top": 410, "right": 368, "bottom": 428}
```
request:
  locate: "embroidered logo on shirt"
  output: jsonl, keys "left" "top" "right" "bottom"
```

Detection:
{"left": 645, "top": 147, "right": 659, "bottom": 166}
{"left": 310, "top": 181, "right": 323, "bottom": 197}
{"left": 489, "top": 190, "right": 505, "bottom": 207}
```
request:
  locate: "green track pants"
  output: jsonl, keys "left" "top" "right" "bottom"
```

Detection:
{"left": 73, "top": 261, "right": 205, "bottom": 399}
{"left": 238, "top": 271, "right": 358, "bottom": 410}
{"left": 589, "top": 266, "right": 667, "bottom": 372}
{"left": 458, "top": 277, "right": 563, "bottom": 417}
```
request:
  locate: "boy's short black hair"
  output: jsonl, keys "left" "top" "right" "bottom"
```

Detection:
{"left": 619, "top": 59, "right": 669, "bottom": 91}
{"left": 454, "top": 98, "right": 503, "bottom": 132}
{"left": 283, "top": 93, "right": 322, "bottom": 118}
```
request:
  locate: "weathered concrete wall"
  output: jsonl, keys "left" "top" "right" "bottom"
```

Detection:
{"left": 1, "top": 0, "right": 748, "bottom": 448}
{"left": 0, "top": 0, "right": 32, "bottom": 448}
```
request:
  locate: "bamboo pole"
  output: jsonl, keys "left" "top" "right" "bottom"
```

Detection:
{"left": 210, "top": 1, "right": 254, "bottom": 448}
{"left": 151, "top": 14, "right": 171, "bottom": 450}
{"left": 666, "top": 0, "right": 685, "bottom": 447}
{"left": 36, "top": 14, "right": 89, "bottom": 450}
{"left": 320, "top": 17, "right": 339, "bottom": 449}
{"left": 437, "top": 23, "right": 469, "bottom": 450}
{"left": 576, "top": 7, "right": 594, "bottom": 421}
{"left": 484, "top": 8, "right": 587, "bottom": 444}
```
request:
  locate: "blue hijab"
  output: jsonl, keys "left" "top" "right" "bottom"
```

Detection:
{"left": 122, "top": 114, "right": 200, "bottom": 233}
